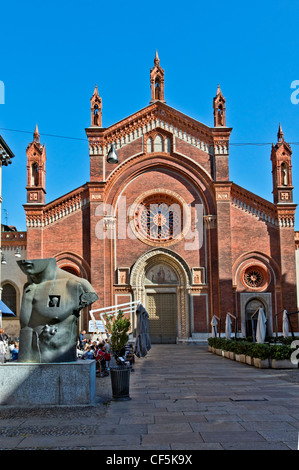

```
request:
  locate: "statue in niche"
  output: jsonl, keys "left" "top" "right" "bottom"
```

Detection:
{"left": 17, "top": 258, "right": 98, "bottom": 363}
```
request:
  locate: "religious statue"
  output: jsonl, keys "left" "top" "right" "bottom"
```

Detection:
{"left": 17, "top": 258, "right": 98, "bottom": 363}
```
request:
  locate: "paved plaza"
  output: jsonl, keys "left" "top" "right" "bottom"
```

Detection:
{"left": 0, "top": 344, "right": 298, "bottom": 450}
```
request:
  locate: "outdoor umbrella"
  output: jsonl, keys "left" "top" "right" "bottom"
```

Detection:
{"left": 256, "top": 307, "right": 267, "bottom": 343}
{"left": 282, "top": 309, "right": 289, "bottom": 338}
{"left": 225, "top": 314, "right": 232, "bottom": 339}
{"left": 211, "top": 315, "right": 218, "bottom": 338}
{"left": 134, "top": 304, "right": 151, "bottom": 358}
{"left": 0, "top": 300, "right": 15, "bottom": 315}
{"left": 0, "top": 299, "right": 15, "bottom": 329}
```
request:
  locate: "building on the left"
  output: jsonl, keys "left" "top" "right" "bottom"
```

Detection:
{"left": 0, "top": 135, "right": 19, "bottom": 336}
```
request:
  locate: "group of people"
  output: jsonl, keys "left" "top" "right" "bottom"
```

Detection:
{"left": 77, "top": 330, "right": 135, "bottom": 376}
{"left": 0, "top": 328, "right": 19, "bottom": 363}
{"left": 77, "top": 331, "right": 112, "bottom": 377}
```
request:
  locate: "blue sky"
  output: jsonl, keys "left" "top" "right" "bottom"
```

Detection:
{"left": 0, "top": 0, "right": 298, "bottom": 231}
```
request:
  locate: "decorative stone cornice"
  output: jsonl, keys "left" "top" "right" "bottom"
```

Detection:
{"left": 25, "top": 186, "right": 89, "bottom": 228}
{"left": 87, "top": 102, "right": 231, "bottom": 158}
{"left": 231, "top": 183, "right": 278, "bottom": 226}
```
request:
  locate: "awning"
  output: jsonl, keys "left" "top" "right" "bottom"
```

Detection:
{"left": 0, "top": 300, "right": 15, "bottom": 315}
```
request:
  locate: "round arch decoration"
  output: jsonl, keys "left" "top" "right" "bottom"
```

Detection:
{"left": 128, "top": 188, "right": 191, "bottom": 247}
{"left": 130, "top": 248, "right": 192, "bottom": 341}
{"left": 104, "top": 153, "right": 216, "bottom": 217}
{"left": 54, "top": 252, "right": 91, "bottom": 281}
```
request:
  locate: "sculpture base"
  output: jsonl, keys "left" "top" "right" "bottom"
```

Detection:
{"left": 0, "top": 360, "right": 96, "bottom": 406}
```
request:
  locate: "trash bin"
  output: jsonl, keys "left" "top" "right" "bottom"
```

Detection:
{"left": 110, "top": 365, "right": 131, "bottom": 401}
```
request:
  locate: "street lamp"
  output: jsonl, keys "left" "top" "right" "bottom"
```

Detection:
{"left": 107, "top": 144, "right": 119, "bottom": 164}
{"left": 15, "top": 247, "right": 21, "bottom": 258}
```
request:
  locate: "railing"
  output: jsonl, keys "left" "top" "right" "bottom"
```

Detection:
{"left": 89, "top": 300, "right": 141, "bottom": 339}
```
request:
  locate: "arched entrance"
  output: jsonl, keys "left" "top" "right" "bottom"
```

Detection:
{"left": 130, "top": 248, "right": 191, "bottom": 343}
{"left": 145, "top": 263, "right": 178, "bottom": 343}
{"left": 245, "top": 298, "right": 267, "bottom": 338}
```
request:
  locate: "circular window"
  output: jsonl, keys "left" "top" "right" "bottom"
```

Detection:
{"left": 130, "top": 191, "right": 190, "bottom": 246}
{"left": 241, "top": 265, "right": 269, "bottom": 291}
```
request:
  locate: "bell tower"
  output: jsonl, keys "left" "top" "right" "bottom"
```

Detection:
{"left": 150, "top": 51, "right": 166, "bottom": 104}
{"left": 271, "top": 123, "right": 294, "bottom": 204}
{"left": 90, "top": 84, "right": 102, "bottom": 127}
{"left": 26, "top": 124, "right": 46, "bottom": 204}
{"left": 213, "top": 84, "right": 226, "bottom": 127}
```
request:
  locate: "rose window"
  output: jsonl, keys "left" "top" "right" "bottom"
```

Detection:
{"left": 242, "top": 265, "right": 269, "bottom": 290}
{"left": 133, "top": 194, "right": 183, "bottom": 244}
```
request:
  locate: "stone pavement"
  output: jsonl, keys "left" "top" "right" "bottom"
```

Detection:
{"left": 0, "top": 344, "right": 298, "bottom": 451}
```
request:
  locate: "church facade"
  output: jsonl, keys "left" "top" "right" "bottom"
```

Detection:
{"left": 23, "top": 54, "right": 298, "bottom": 342}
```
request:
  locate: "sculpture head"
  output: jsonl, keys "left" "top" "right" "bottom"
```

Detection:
{"left": 17, "top": 258, "right": 55, "bottom": 276}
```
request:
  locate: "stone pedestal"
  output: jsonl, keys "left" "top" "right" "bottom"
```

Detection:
{"left": 0, "top": 360, "right": 96, "bottom": 406}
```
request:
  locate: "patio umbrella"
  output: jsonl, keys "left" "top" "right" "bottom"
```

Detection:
{"left": 211, "top": 315, "right": 218, "bottom": 338}
{"left": 0, "top": 299, "right": 15, "bottom": 329}
{"left": 225, "top": 314, "right": 232, "bottom": 339}
{"left": 256, "top": 307, "right": 267, "bottom": 343}
{"left": 282, "top": 309, "right": 289, "bottom": 338}
{"left": 134, "top": 304, "right": 151, "bottom": 358}
{"left": 0, "top": 300, "right": 15, "bottom": 315}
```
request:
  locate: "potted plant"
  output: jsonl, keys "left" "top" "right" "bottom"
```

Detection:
{"left": 251, "top": 343, "right": 271, "bottom": 369}
{"left": 106, "top": 310, "right": 132, "bottom": 400}
{"left": 270, "top": 344, "right": 297, "bottom": 369}
{"left": 234, "top": 341, "right": 247, "bottom": 363}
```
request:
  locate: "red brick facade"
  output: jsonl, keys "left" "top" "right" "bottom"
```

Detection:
{"left": 23, "top": 56, "right": 298, "bottom": 341}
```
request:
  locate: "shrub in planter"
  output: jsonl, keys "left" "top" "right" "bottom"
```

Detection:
{"left": 270, "top": 344, "right": 297, "bottom": 369}
{"left": 249, "top": 343, "right": 271, "bottom": 368}
{"left": 250, "top": 343, "right": 271, "bottom": 360}
{"left": 106, "top": 310, "right": 132, "bottom": 400}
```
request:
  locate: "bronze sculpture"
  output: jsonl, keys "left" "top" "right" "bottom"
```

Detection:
{"left": 17, "top": 258, "right": 98, "bottom": 363}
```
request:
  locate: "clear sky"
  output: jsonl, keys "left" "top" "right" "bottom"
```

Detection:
{"left": 0, "top": 0, "right": 298, "bottom": 231}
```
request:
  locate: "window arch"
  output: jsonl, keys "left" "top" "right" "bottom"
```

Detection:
{"left": 31, "top": 162, "right": 39, "bottom": 186}
{"left": 165, "top": 137, "right": 171, "bottom": 153}
{"left": 147, "top": 137, "right": 153, "bottom": 153}
{"left": 154, "top": 134, "right": 164, "bottom": 152}
{"left": 281, "top": 162, "right": 288, "bottom": 186}
{"left": 2, "top": 283, "right": 17, "bottom": 316}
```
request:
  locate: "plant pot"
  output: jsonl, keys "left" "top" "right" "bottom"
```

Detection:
{"left": 229, "top": 352, "right": 235, "bottom": 360}
{"left": 253, "top": 357, "right": 270, "bottom": 369}
{"left": 223, "top": 351, "right": 230, "bottom": 359}
{"left": 245, "top": 355, "right": 253, "bottom": 366}
{"left": 271, "top": 359, "right": 298, "bottom": 369}
{"left": 110, "top": 365, "right": 131, "bottom": 400}
{"left": 239, "top": 354, "right": 246, "bottom": 363}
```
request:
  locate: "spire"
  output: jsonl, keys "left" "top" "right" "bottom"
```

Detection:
{"left": 154, "top": 50, "right": 160, "bottom": 66}
{"left": 213, "top": 84, "right": 226, "bottom": 126}
{"left": 92, "top": 84, "right": 99, "bottom": 98}
{"left": 33, "top": 123, "right": 40, "bottom": 143}
{"left": 216, "top": 84, "right": 222, "bottom": 96}
{"left": 277, "top": 122, "right": 284, "bottom": 142}
{"left": 90, "top": 84, "right": 102, "bottom": 127}
{"left": 150, "top": 51, "right": 165, "bottom": 104}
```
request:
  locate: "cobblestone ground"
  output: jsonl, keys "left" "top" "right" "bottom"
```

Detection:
{"left": 0, "top": 344, "right": 298, "bottom": 451}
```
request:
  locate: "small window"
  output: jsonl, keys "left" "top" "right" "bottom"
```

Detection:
{"left": 165, "top": 137, "right": 171, "bottom": 153}
{"left": 154, "top": 134, "right": 164, "bottom": 152}
{"left": 281, "top": 162, "right": 288, "bottom": 186}
{"left": 31, "top": 162, "right": 39, "bottom": 186}
{"left": 147, "top": 137, "right": 153, "bottom": 153}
